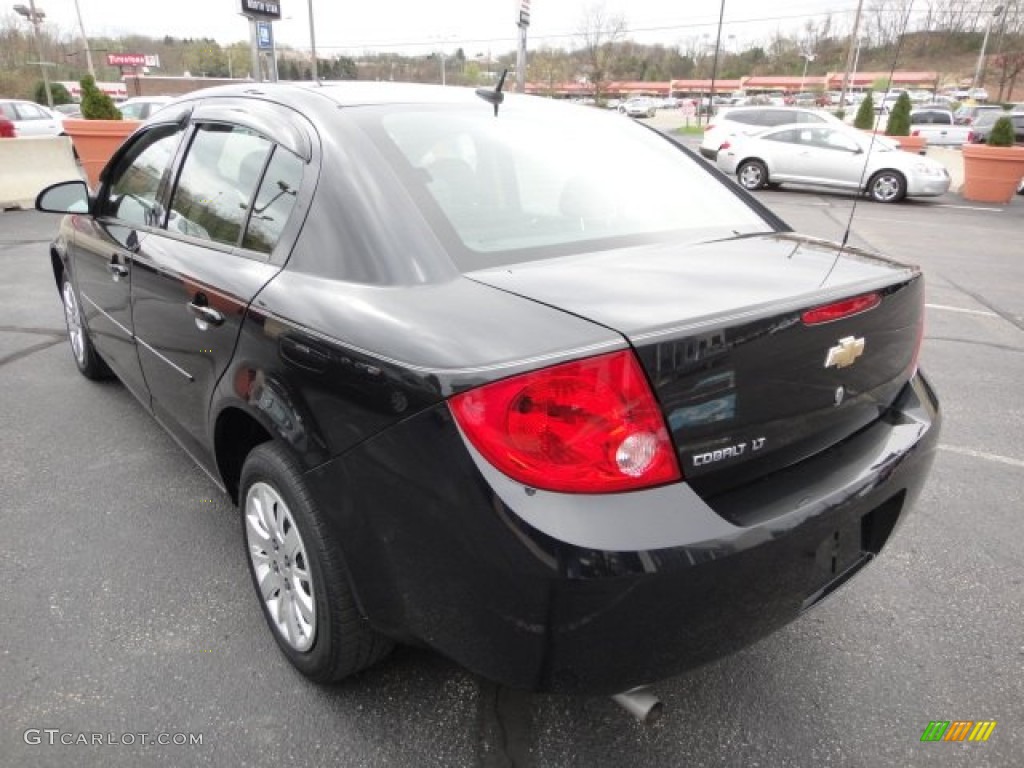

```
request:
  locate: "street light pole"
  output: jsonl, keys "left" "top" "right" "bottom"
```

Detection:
{"left": 799, "top": 51, "right": 816, "bottom": 92}
{"left": 14, "top": 1, "right": 53, "bottom": 106}
{"left": 72, "top": 0, "right": 95, "bottom": 77}
{"left": 307, "top": 0, "right": 318, "bottom": 81}
{"left": 970, "top": 5, "right": 1005, "bottom": 97}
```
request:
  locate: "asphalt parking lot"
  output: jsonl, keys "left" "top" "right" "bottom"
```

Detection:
{"left": 2, "top": 170, "right": 1022, "bottom": 765}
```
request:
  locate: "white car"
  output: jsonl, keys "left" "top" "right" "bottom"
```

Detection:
{"left": 699, "top": 106, "right": 844, "bottom": 160}
{"left": 618, "top": 98, "right": 657, "bottom": 118}
{"left": 716, "top": 123, "right": 950, "bottom": 203}
{"left": 116, "top": 96, "right": 174, "bottom": 120}
{"left": 0, "top": 99, "right": 66, "bottom": 137}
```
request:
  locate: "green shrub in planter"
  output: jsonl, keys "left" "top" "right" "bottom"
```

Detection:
{"left": 885, "top": 92, "right": 912, "bottom": 136}
{"left": 988, "top": 116, "right": 1015, "bottom": 147}
{"left": 34, "top": 81, "right": 72, "bottom": 106}
{"left": 79, "top": 75, "right": 122, "bottom": 120}
{"left": 854, "top": 91, "right": 875, "bottom": 130}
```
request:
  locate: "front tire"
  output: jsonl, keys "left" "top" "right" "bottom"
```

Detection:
{"left": 240, "top": 442, "right": 392, "bottom": 683}
{"left": 867, "top": 170, "right": 907, "bottom": 203}
{"left": 60, "top": 274, "right": 111, "bottom": 379}
{"left": 737, "top": 160, "right": 769, "bottom": 190}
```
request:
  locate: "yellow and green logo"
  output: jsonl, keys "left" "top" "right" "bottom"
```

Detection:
{"left": 921, "top": 721, "right": 997, "bottom": 742}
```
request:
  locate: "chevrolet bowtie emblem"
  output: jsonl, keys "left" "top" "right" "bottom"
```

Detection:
{"left": 824, "top": 336, "right": 865, "bottom": 369}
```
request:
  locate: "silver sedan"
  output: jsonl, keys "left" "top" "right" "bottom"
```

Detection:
{"left": 716, "top": 123, "right": 951, "bottom": 203}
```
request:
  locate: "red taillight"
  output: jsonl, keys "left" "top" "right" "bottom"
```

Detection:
{"left": 967, "top": 131, "right": 976, "bottom": 143}
{"left": 450, "top": 350, "right": 681, "bottom": 494}
{"left": 801, "top": 292, "right": 881, "bottom": 325}
{"left": 704, "top": 123, "right": 715, "bottom": 132}
{"left": 911, "top": 129, "right": 920, "bottom": 136}
{"left": 719, "top": 141, "right": 731, "bottom": 151}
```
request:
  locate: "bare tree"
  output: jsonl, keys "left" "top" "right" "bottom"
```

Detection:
{"left": 576, "top": 2, "right": 627, "bottom": 104}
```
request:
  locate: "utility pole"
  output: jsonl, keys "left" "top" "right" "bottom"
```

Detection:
{"left": 72, "top": 0, "right": 95, "bottom": 77}
{"left": 839, "top": 0, "right": 865, "bottom": 113}
{"left": 708, "top": 0, "right": 726, "bottom": 115}
{"left": 970, "top": 5, "right": 1005, "bottom": 97}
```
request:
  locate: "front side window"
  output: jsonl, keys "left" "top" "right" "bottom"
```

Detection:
{"left": 103, "top": 125, "right": 183, "bottom": 227}
{"left": 167, "top": 124, "right": 272, "bottom": 246}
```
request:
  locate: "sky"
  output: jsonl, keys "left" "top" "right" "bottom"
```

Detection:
{"left": 23, "top": 0, "right": 870, "bottom": 57}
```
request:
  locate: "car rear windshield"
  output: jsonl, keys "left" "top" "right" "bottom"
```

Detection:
{"left": 356, "top": 101, "right": 773, "bottom": 270}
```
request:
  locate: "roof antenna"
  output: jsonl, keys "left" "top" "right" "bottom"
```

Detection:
{"left": 475, "top": 68, "right": 509, "bottom": 117}
{"left": 829, "top": 1, "right": 916, "bottom": 269}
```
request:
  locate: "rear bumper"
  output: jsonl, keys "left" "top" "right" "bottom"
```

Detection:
{"left": 308, "top": 372, "right": 940, "bottom": 694}
{"left": 698, "top": 146, "right": 719, "bottom": 160}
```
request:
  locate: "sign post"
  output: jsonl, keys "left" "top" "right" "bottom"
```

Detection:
{"left": 240, "top": 0, "right": 282, "bottom": 83}
{"left": 516, "top": 0, "right": 530, "bottom": 93}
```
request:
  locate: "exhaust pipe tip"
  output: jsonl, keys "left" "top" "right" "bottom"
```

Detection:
{"left": 611, "top": 688, "right": 664, "bottom": 724}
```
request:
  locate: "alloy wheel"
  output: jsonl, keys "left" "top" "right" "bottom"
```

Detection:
{"left": 245, "top": 481, "right": 317, "bottom": 652}
{"left": 62, "top": 281, "right": 85, "bottom": 365}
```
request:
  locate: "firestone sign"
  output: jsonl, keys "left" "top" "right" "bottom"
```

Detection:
{"left": 106, "top": 53, "right": 160, "bottom": 67}
{"left": 240, "top": 0, "right": 281, "bottom": 19}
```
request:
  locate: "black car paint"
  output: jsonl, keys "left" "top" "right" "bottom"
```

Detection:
{"left": 49, "top": 83, "right": 940, "bottom": 694}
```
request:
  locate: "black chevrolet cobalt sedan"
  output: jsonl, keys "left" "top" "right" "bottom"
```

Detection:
{"left": 37, "top": 82, "right": 939, "bottom": 695}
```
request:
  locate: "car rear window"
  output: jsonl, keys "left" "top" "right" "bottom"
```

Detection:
{"left": 359, "top": 102, "right": 772, "bottom": 269}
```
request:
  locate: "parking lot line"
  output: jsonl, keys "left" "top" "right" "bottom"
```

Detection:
{"left": 925, "top": 303, "right": 998, "bottom": 317}
{"left": 939, "top": 444, "right": 1024, "bottom": 469}
{"left": 933, "top": 204, "right": 1004, "bottom": 213}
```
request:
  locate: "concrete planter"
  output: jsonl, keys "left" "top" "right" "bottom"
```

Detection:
{"left": 893, "top": 134, "right": 927, "bottom": 155}
{"left": 961, "top": 144, "right": 1024, "bottom": 204}
{"left": 62, "top": 118, "right": 141, "bottom": 189}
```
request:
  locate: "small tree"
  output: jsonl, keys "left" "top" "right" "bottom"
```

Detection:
{"left": 885, "top": 92, "right": 913, "bottom": 136}
{"left": 79, "top": 75, "right": 122, "bottom": 120}
{"left": 35, "top": 81, "right": 73, "bottom": 106}
{"left": 988, "top": 115, "right": 1016, "bottom": 147}
{"left": 854, "top": 91, "right": 875, "bottom": 130}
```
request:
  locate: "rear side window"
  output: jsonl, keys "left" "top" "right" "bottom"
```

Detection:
{"left": 167, "top": 124, "right": 272, "bottom": 246}
{"left": 796, "top": 112, "right": 826, "bottom": 124}
{"left": 15, "top": 103, "right": 49, "bottom": 120}
{"left": 242, "top": 147, "right": 304, "bottom": 254}
{"left": 729, "top": 111, "right": 763, "bottom": 126}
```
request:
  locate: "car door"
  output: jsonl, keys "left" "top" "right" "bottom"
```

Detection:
{"left": 130, "top": 112, "right": 307, "bottom": 471}
{"left": 798, "top": 127, "right": 867, "bottom": 189}
{"left": 71, "top": 123, "right": 187, "bottom": 401}
{"left": 759, "top": 128, "right": 812, "bottom": 182}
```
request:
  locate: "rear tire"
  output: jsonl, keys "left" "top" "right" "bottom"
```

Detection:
{"left": 867, "top": 170, "right": 907, "bottom": 203}
{"left": 60, "top": 274, "right": 111, "bottom": 380}
{"left": 737, "top": 160, "right": 769, "bottom": 191}
{"left": 240, "top": 442, "right": 393, "bottom": 683}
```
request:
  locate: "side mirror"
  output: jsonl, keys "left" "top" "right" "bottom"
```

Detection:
{"left": 36, "top": 180, "right": 90, "bottom": 214}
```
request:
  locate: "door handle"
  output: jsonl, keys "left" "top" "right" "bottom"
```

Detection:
{"left": 187, "top": 301, "right": 225, "bottom": 330}
{"left": 108, "top": 263, "right": 128, "bottom": 280}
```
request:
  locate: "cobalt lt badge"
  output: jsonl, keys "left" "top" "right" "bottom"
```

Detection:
{"left": 824, "top": 336, "right": 865, "bottom": 369}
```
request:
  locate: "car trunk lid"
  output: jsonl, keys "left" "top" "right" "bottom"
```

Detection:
{"left": 467, "top": 233, "right": 923, "bottom": 497}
